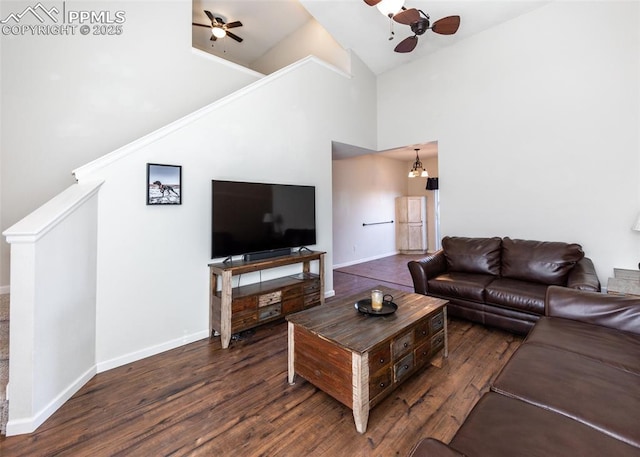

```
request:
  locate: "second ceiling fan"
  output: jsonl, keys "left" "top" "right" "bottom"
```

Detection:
{"left": 192, "top": 10, "right": 243, "bottom": 43}
{"left": 364, "top": 0, "right": 460, "bottom": 53}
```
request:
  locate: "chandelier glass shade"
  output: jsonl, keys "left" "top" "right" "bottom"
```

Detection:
{"left": 408, "top": 148, "right": 428, "bottom": 178}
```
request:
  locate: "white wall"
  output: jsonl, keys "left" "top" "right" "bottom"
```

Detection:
{"left": 332, "top": 154, "right": 407, "bottom": 266}
{"left": 71, "top": 54, "right": 376, "bottom": 370}
{"left": 0, "top": 0, "right": 263, "bottom": 288}
{"left": 378, "top": 1, "right": 640, "bottom": 283}
{"left": 251, "top": 18, "right": 351, "bottom": 75}
{"left": 4, "top": 182, "right": 101, "bottom": 435}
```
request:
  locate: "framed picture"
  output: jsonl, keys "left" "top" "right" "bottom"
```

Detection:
{"left": 147, "top": 163, "right": 182, "bottom": 205}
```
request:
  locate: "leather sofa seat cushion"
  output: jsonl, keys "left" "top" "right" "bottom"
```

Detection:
{"left": 484, "top": 278, "right": 546, "bottom": 314}
{"left": 501, "top": 238, "right": 584, "bottom": 286}
{"left": 525, "top": 317, "right": 640, "bottom": 375}
{"left": 428, "top": 272, "right": 495, "bottom": 303}
{"left": 442, "top": 237, "right": 502, "bottom": 276}
{"left": 449, "top": 393, "right": 640, "bottom": 457}
{"left": 492, "top": 344, "right": 640, "bottom": 447}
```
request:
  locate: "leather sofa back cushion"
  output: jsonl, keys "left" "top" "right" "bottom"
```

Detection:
{"left": 501, "top": 238, "right": 584, "bottom": 285}
{"left": 442, "top": 236, "right": 502, "bottom": 276}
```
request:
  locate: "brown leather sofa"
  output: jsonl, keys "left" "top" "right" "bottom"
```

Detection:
{"left": 407, "top": 286, "right": 640, "bottom": 457}
{"left": 408, "top": 236, "right": 600, "bottom": 334}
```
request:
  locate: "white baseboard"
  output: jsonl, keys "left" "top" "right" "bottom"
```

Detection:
{"left": 0, "top": 285, "right": 9, "bottom": 295}
{"left": 324, "top": 289, "right": 336, "bottom": 299}
{"left": 96, "top": 329, "right": 210, "bottom": 373}
{"left": 332, "top": 251, "right": 399, "bottom": 270}
{"left": 5, "top": 365, "right": 97, "bottom": 436}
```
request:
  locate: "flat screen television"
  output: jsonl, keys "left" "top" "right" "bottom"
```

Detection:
{"left": 211, "top": 180, "right": 317, "bottom": 259}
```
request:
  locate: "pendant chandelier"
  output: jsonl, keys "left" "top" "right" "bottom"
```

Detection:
{"left": 408, "top": 148, "right": 428, "bottom": 178}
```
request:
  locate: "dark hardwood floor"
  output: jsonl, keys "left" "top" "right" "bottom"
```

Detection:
{"left": 0, "top": 255, "right": 522, "bottom": 456}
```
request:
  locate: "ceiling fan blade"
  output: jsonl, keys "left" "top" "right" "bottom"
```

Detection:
{"left": 215, "top": 17, "right": 225, "bottom": 25}
{"left": 226, "top": 31, "right": 243, "bottom": 43}
{"left": 393, "top": 8, "right": 420, "bottom": 25}
{"left": 394, "top": 35, "right": 418, "bottom": 53}
{"left": 431, "top": 15, "right": 460, "bottom": 35}
{"left": 204, "top": 10, "right": 215, "bottom": 22}
{"left": 364, "top": 0, "right": 381, "bottom": 5}
{"left": 225, "top": 21, "right": 243, "bottom": 29}
{"left": 192, "top": 22, "right": 210, "bottom": 28}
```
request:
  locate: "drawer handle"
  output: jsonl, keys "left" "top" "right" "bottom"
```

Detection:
{"left": 403, "top": 342, "right": 408, "bottom": 348}
{"left": 380, "top": 382, "right": 385, "bottom": 388}
{"left": 422, "top": 351, "right": 428, "bottom": 356}
{"left": 422, "top": 330, "right": 427, "bottom": 335}
{"left": 404, "top": 364, "right": 409, "bottom": 370}
{"left": 380, "top": 358, "right": 385, "bottom": 364}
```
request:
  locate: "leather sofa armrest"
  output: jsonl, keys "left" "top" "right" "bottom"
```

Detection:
{"left": 408, "top": 250, "right": 448, "bottom": 295}
{"left": 566, "top": 257, "right": 601, "bottom": 291}
{"left": 406, "top": 438, "right": 467, "bottom": 457}
{"left": 545, "top": 285, "right": 640, "bottom": 335}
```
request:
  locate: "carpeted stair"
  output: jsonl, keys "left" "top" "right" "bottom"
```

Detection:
{"left": 0, "top": 294, "right": 8, "bottom": 435}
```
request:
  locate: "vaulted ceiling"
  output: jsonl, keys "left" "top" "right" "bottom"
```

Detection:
{"left": 192, "top": 0, "right": 549, "bottom": 75}
{"left": 192, "top": 1, "right": 549, "bottom": 162}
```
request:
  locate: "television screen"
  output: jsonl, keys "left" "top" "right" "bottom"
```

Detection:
{"left": 212, "top": 180, "right": 317, "bottom": 258}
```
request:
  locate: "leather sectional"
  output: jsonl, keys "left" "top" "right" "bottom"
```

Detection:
{"left": 408, "top": 236, "right": 600, "bottom": 334}
{"left": 407, "top": 286, "right": 640, "bottom": 456}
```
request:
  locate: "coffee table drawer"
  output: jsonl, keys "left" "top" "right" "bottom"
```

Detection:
{"left": 392, "top": 332, "right": 414, "bottom": 359}
{"left": 431, "top": 330, "right": 445, "bottom": 354}
{"left": 414, "top": 340, "right": 432, "bottom": 366}
{"left": 369, "top": 368, "right": 392, "bottom": 399}
{"left": 394, "top": 352, "right": 414, "bottom": 382}
{"left": 369, "top": 343, "right": 391, "bottom": 376}
{"left": 414, "top": 321, "right": 430, "bottom": 343}
{"left": 430, "top": 311, "right": 445, "bottom": 333}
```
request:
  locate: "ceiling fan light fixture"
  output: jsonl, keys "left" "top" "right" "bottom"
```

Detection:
{"left": 376, "top": 0, "right": 404, "bottom": 17}
{"left": 211, "top": 26, "right": 226, "bottom": 39}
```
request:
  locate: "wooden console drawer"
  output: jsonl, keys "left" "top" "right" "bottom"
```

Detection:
{"left": 392, "top": 331, "right": 414, "bottom": 359}
{"left": 231, "top": 311, "right": 258, "bottom": 331}
{"left": 258, "top": 291, "right": 282, "bottom": 307}
{"left": 282, "top": 284, "right": 304, "bottom": 299}
{"left": 281, "top": 298, "right": 304, "bottom": 315}
{"left": 258, "top": 303, "right": 282, "bottom": 321}
{"left": 232, "top": 296, "right": 257, "bottom": 313}
{"left": 303, "top": 292, "right": 321, "bottom": 307}
{"left": 303, "top": 280, "right": 321, "bottom": 295}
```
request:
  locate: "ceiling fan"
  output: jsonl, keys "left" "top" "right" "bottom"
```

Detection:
{"left": 192, "top": 10, "right": 243, "bottom": 43}
{"left": 363, "top": 1, "right": 460, "bottom": 53}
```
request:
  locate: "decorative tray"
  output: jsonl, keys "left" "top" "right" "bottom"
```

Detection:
{"left": 354, "top": 298, "right": 398, "bottom": 316}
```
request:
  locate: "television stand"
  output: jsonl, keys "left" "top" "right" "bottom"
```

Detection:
{"left": 208, "top": 250, "right": 325, "bottom": 348}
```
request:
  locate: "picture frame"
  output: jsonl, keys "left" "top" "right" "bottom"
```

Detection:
{"left": 147, "top": 163, "right": 182, "bottom": 205}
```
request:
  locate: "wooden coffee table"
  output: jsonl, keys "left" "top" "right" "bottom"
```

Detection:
{"left": 286, "top": 286, "right": 448, "bottom": 433}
